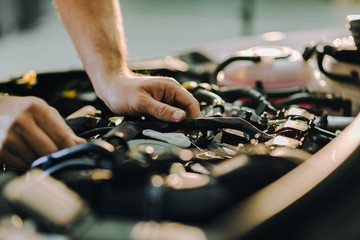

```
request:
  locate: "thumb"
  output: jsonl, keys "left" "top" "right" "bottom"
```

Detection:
{"left": 146, "top": 100, "right": 186, "bottom": 122}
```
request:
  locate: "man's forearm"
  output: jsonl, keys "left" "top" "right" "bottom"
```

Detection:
{"left": 54, "top": 0, "right": 129, "bottom": 93}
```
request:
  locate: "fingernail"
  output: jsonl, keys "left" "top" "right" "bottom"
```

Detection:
{"left": 172, "top": 110, "right": 185, "bottom": 121}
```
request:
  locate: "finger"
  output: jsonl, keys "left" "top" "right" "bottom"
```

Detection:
{"left": 172, "top": 88, "right": 201, "bottom": 118}
{"left": 14, "top": 117, "right": 59, "bottom": 157}
{"left": 142, "top": 97, "right": 187, "bottom": 122}
{"left": 156, "top": 79, "right": 201, "bottom": 118}
{"left": 66, "top": 105, "right": 98, "bottom": 119}
{"left": 3, "top": 130, "right": 37, "bottom": 165}
{"left": 34, "top": 107, "right": 77, "bottom": 149}
{"left": 0, "top": 148, "right": 29, "bottom": 171}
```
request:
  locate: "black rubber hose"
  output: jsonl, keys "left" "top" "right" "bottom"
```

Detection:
{"left": 211, "top": 56, "right": 261, "bottom": 84}
{"left": 30, "top": 143, "right": 114, "bottom": 170}
{"left": 219, "top": 86, "right": 278, "bottom": 114}
{"left": 317, "top": 51, "right": 360, "bottom": 86}
{"left": 273, "top": 92, "right": 352, "bottom": 116}
{"left": 138, "top": 117, "right": 272, "bottom": 142}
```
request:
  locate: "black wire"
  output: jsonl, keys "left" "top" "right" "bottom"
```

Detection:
{"left": 78, "top": 127, "right": 114, "bottom": 139}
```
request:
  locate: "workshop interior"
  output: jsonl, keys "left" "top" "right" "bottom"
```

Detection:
{"left": 1, "top": 0, "right": 360, "bottom": 239}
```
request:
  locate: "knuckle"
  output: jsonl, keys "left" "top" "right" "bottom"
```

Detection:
{"left": 157, "top": 105, "right": 169, "bottom": 118}
{"left": 164, "top": 77, "right": 179, "bottom": 86}
{"left": 3, "top": 132, "right": 15, "bottom": 145}
{"left": 163, "top": 76, "right": 177, "bottom": 83}
{"left": 27, "top": 96, "right": 45, "bottom": 105}
{"left": 48, "top": 106, "right": 60, "bottom": 115}
{"left": 25, "top": 97, "right": 47, "bottom": 112}
{"left": 12, "top": 113, "right": 27, "bottom": 129}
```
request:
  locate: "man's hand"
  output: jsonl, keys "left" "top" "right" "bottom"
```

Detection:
{"left": 0, "top": 96, "right": 85, "bottom": 171}
{"left": 54, "top": 0, "right": 201, "bottom": 121}
{"left": 98, "top": 72, "right": 200, "bottom": 122}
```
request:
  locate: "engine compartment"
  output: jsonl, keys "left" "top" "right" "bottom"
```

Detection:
{"left": 0, "top": 29, "right": 360, "bottom": 239}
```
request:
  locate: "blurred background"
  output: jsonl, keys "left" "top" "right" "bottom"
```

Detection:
{"left": 1, "top": 0, "right": 360, "bottom": 78}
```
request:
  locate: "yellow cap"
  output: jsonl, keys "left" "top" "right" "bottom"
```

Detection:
{"left": 182, "top": 81, "right": 198, "bottom": 90}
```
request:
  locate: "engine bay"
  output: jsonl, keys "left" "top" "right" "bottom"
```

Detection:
{"left": 0, "top": 24, "right": 360, "bottom": 239}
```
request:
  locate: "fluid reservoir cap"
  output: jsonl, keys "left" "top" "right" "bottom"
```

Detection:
{"left": 240, "top": 46, "right": 292, "bottom": 59}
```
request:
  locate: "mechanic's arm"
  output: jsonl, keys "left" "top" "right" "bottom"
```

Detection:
{"left": 0, "top": 96, "right": 85, "bottom": 170}
{"left": 54, "top": 0, "right": 200, "bottom": 122}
